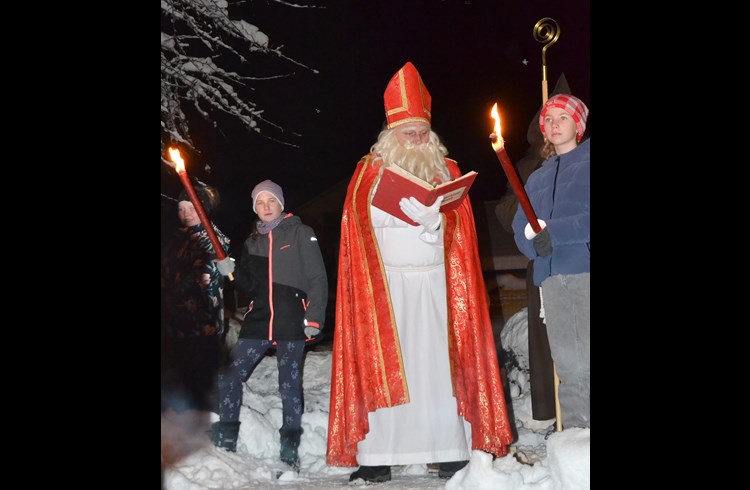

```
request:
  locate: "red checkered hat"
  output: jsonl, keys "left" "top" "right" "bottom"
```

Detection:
{"left": 383, "top": 62, "right": 432, "bottom": 129}
{"left": 539, "top": 94, "right": 589, "bottom": 142}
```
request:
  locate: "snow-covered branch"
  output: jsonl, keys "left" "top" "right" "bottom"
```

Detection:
{"left": 161, "top": 0, "right": 321, "bottom": 159}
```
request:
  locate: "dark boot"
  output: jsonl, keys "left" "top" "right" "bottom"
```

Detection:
{"left": 211, "top": 421, "right": 241, "bottom": 452}
{"left": 438, "top": 460, "right": 469, "bottom": 479}
{"left": 279, "top": 428, "right": 303, "bottom": 471}
{"left": 349, "top": 465, "right": 391, "bottom": 483}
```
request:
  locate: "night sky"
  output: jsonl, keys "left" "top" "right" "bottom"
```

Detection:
{"left": 161, "top": 0, "right": 590, "bottom": 252}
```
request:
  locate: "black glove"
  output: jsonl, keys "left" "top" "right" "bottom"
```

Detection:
{"left": 533, "top": 228, "right": 553, "bottom": 256}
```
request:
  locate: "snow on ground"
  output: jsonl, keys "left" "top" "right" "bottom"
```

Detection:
{"left": 162, "top": 308, "right": 590, "bottom": 489}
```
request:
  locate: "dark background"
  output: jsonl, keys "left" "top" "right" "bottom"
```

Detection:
{"left": 161, "top": 0, "right": 590, "bottom": 255}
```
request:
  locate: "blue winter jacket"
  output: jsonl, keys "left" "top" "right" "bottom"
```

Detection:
{"left": 512, "top": 138, "right": 590, "bottom": 286}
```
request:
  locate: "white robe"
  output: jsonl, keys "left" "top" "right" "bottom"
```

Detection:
{"left": 356, "top": 204, "right": 472, "bottom": 466}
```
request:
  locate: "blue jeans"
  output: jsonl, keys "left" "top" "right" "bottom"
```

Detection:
{"left": 541, "top": 273, "right": 590, "bottom": 429}
{"left": 217, "top": 339, "right": 306, "bottom": 430}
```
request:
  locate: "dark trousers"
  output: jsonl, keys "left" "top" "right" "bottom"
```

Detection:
{"left": 218, "top": 339, "right": 306, "bottom": 430}
{"left": 527, "top": 261, "right": 556, "bottom": 420}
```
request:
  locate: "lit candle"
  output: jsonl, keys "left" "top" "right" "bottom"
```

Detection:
{"left": 168, "top": 147, "right": 234, "bottom": 281}
{"left": 489, "top": 103, "right": 542, "bottom": 234}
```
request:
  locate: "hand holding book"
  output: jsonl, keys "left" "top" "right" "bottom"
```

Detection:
{"left": 399, "top": 196, "right": 443, "bottom": 231}
{"left": 371, "top": 165, "right": 478, "bottom": 226}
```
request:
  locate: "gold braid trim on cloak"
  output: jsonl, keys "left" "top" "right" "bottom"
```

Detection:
{"left": 326, "top": 155, "right": 513, "bottom": 466}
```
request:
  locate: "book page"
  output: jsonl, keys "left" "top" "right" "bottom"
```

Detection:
{"left": 387, "top": 165, "right": 431, "bottom": 190}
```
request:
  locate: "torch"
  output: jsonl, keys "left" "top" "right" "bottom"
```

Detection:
{"left": 489, "top": 103, "right": 542, "bottom": 233}
{"left": 167, "top": 147, "right": 234, "bottom": 281}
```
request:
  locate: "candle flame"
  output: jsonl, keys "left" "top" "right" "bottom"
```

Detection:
{"left": 489, "top": 103, "right": 505, "bottom": 151}
{"left": 168, "top": 147, "right": 185, "bottom": 173}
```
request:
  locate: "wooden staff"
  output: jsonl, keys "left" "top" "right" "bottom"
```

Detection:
{"left": 534, "top": 16, "right": 563, "bottom": 433}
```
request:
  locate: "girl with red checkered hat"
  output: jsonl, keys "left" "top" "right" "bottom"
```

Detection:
{"left": 512, "top": 93, "right": 590, "bottom": 431}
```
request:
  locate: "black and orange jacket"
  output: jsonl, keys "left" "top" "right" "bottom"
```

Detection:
{"left": 234, "top": 214, "right": 328, "bottom": 341}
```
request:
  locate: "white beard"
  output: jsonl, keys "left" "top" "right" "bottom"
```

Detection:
{"left": 372, "top": 130, "right": 451, "bottom": 184}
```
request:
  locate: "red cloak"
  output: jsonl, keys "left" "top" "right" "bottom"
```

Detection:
{"left": 326, "top": 155, "right": 513, "bottom": 466}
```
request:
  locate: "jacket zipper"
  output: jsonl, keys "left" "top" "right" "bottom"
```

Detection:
{"left": 550, "top": 156, "right": 560, "bottom": 217}
{"left": 549, "top": 156, "right": 561, "bottom": 270}
{"left": 267, "top": 231, "right": 274, "bottom": 340}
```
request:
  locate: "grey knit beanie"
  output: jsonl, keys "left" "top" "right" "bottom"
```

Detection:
{"left": 251, "top": 179, "right": 285, "bottom": 213}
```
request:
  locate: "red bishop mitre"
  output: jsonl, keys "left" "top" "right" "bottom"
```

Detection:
{"left": 383, "top": 62, "right": 432, "bottom": 129}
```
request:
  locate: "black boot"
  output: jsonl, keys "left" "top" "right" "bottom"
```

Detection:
{"left": 349, "top": 465, "right": 391, "bottom": 483}
{"left": 211, "top": 421, "right": 241, "bottom": 452}
{"left": 438, "top": 460, "right": 469, "bottom": 479}
{"left": 279, "top": 428, "right": 303, "bottom": 471}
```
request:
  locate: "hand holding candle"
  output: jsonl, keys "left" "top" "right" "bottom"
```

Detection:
{"left": 489, "top": 103, "right": 542, "bottom": 234}
{"left": 168, "top": 147, "right": 234, "bottom": 281}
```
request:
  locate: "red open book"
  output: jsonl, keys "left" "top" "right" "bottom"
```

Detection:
{"left": 371, "top": 165, "right": 478, "bottom": 226}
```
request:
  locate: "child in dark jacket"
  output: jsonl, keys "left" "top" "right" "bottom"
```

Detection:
{"left": 161, "top": 185, "right": 233, "bottom": 413}
{"left": 212, "top": 180, "right": 328, "bottom": 473}
{"left": 512, "top": 94, "right": 590, "bottom": 430}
